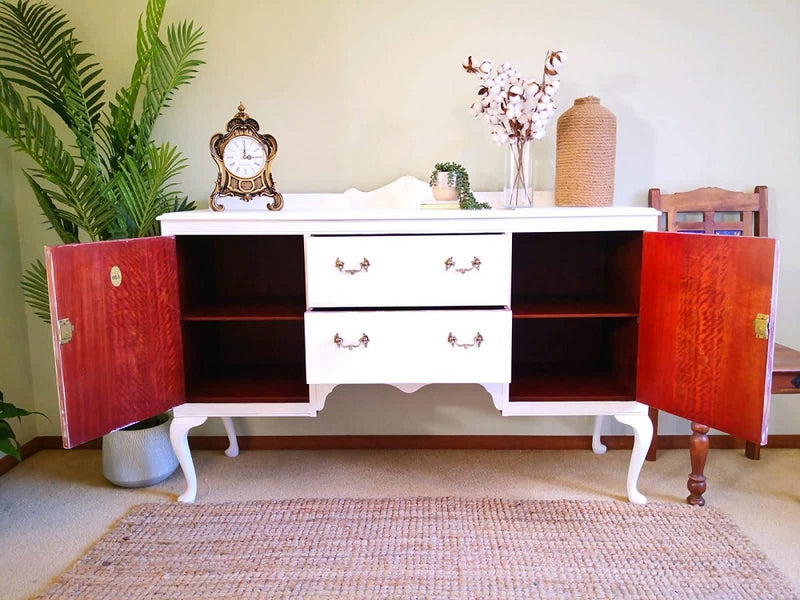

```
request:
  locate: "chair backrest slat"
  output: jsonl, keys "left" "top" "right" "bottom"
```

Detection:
{"left": 649, "top": 186, "right": 767, "bottom": 238}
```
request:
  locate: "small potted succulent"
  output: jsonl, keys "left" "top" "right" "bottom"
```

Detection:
{"left": 429, "top": 162, "right": 490, "bottom": 210}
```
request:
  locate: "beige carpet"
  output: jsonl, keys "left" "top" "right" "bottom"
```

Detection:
{"left": 32, "top": 497, "right": 796, "bottom": 600}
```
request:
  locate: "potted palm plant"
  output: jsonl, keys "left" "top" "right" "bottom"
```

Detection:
{"left": 0, "top": 0, "right": 205, "bottom": 486}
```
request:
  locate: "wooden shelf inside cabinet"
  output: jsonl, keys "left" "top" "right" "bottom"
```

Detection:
{"left": 509, "top": 375, "right": 636, "bottom": 402}
{"left": 186, "top": 370, "right": 309, "bottom": 404}
{"left": 181, "top": 298, "right": 306, "bottom": 321}
{"left": 512, "top": 298, "right": 639, "bottom": 318}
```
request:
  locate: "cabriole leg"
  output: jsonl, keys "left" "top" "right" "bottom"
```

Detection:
{"left": 170, "top": 415, "right": 207, "bottom": 503}
{"left": 221, "top": 416, "right": 239, "bottom": 457}
{"left": 614, "top": 413, "right": 653, "bottom": 505}
{"left": 591, "top": 416, "right": 607, "bottom": 454}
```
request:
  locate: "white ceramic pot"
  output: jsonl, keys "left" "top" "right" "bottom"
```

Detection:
{"left": 102, "top": 413, "right": 178, "bottom": 488}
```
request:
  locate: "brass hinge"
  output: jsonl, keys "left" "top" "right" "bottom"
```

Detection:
{"left": 57, "top": 318, "right": 74, "bottom": 345}
{"left": 753, "top": 313, "right": 770, "bottom": 340}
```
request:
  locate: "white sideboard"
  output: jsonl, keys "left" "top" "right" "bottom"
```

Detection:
{"left": 157, "top": 189, "right": 660, "bottom": 504}
{"left": 45, "top": 179, "right": 778, "bottom": 507}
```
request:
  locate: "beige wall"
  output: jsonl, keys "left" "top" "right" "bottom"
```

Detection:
{"left": 1, "top": 139, "right": 38, "bottom": 447}
{"left": 6, "top": 0, "right": 799, "bottom": 441}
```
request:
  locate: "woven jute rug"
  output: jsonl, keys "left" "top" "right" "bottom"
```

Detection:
{"left": 33, "top": 497, "right": 796, "bottom": 600}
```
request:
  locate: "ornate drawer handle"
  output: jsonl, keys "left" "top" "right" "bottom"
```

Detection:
{"left": 335, "top": 257, "right": 370, "bottom": 274}
{"left": 448, "top": 332, "right": 483, "bottom": 349}
{"left": 444, "top": 256, "right": 481, "bottom": 274}
{"left": 334, "top": 332, "right": 370, "bottom": 350}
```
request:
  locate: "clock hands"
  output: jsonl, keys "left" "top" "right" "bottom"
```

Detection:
{"left": 239, "top": 139, "right": 257, "bottom": 162}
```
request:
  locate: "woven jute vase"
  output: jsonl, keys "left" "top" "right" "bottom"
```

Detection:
{"left": 555, "top": 96, "right": 616, "bottom": 206}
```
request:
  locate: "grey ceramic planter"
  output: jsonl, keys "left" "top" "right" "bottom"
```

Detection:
{"left": 102, "top": 413, "right": 178, "bottom": 488}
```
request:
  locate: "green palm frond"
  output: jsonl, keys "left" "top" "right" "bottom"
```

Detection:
{"left": 108, "top": 142, "right": 191, "bottom": 238}
{"left": 22, "top": 172, "right": 79, "bottom": 243}
{"left": 136, "top": 19, "right": 204, "bottom": 156}
{"left": 0, "top": 0, "right": 72, "bottom": 121}
{"left": 0, "top": 73, "right": 77, "bottom": 180}
{"left": 20, "top": 259, "right": 50, "bottom": 324}
{"left": 0, "top": 0, "right": 204, "bottom": 322}
{"left": 98, "top": 0, "right": 164, "bottom": 170}
{"left": 61, "top": 41, "right": 102, "bottom": 172}
{"left": 33, "top": 166, "right": 118, "bottom": 240}
{"left": 0, "top": 0, "right": 103, "bottom": 129}
{"left": 0, "top": 71, "right": 114, "bottom": 242}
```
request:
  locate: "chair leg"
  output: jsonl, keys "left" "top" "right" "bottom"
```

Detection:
{"left": 646, "top": 406, "right": 659, "bottom": 461}
{"left": 745, "top": 441, "right": 761, "bottom": 460}
{"left": 687, "top": 422, "right": 710, "bottom": 506}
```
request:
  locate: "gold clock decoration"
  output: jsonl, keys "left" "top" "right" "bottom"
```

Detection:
{"left": 209, "top": 103, "right": 283, "bottom": 211}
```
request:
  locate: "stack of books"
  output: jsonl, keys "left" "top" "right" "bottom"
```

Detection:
{"left": 420, "top": 201, "right": 460, "bottom": 210}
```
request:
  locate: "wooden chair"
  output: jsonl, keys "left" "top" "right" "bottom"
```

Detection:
{"left": 647, "top": 185, "right": 769, "bottom": 461}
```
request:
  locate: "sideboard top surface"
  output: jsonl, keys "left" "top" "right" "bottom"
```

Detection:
{"left": 159, "top": 203, "right": 660, "bottom": 236}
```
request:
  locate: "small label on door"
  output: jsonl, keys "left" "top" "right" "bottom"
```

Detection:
{"left": 110, "top": 265, "right": 122, "bottom": 287}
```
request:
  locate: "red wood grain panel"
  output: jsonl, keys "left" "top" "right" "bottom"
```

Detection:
{"left": 637, "top": 232, "right": 778, "bottom": 444}
{"left": 46, "top": 237, "right": 185, "bottom": 448}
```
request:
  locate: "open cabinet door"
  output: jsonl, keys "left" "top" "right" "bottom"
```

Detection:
{"left": 45, "top": 237, "right": 185, "bottom": 448}
{"left": 637, "top": 232, "right": 778, "bottom": 445}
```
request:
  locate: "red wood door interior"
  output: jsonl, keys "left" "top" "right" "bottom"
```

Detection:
{"left": 637, "top": 232, "right": 778, "bottom": 444}
{"left": 46, "top": 237, "right": 185, "bottom": 448}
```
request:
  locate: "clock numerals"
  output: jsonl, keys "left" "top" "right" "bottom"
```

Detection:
{"left": 222, "top": 136, "right": 266, "bottom": 179}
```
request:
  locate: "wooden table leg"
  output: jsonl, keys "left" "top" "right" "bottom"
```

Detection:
{"left": 687, "top": 422, "right": 709, "bottom": 506}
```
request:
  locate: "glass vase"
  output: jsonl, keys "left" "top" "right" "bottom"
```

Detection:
{"left": 504, "top": 139, "right": 533, "bottom": 208}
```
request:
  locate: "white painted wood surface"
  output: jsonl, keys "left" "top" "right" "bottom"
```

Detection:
{"left": 304, "top": 309, "right": 512, "bottom": 384}
{"left": 305, "top": 234, "right": 511, "bottom": 308}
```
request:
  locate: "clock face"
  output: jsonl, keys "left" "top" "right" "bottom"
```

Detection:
{"left": 222, "top": 135, "right": 266, "bottom": 179}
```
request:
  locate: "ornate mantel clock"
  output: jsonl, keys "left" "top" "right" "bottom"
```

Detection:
{"left": 209, "top": 103, "right": 283, "bottom": 211}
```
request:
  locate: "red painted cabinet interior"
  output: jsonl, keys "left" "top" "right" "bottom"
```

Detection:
{"left": 45, "top": 231, "right": 778, "bottom": 449}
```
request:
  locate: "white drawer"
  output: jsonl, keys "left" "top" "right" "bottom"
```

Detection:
{"left": 305, "top": 234, "right": 511, "bottom": 308}
{"left": 305, "top": 309, "right": 511, "bottom": 384}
